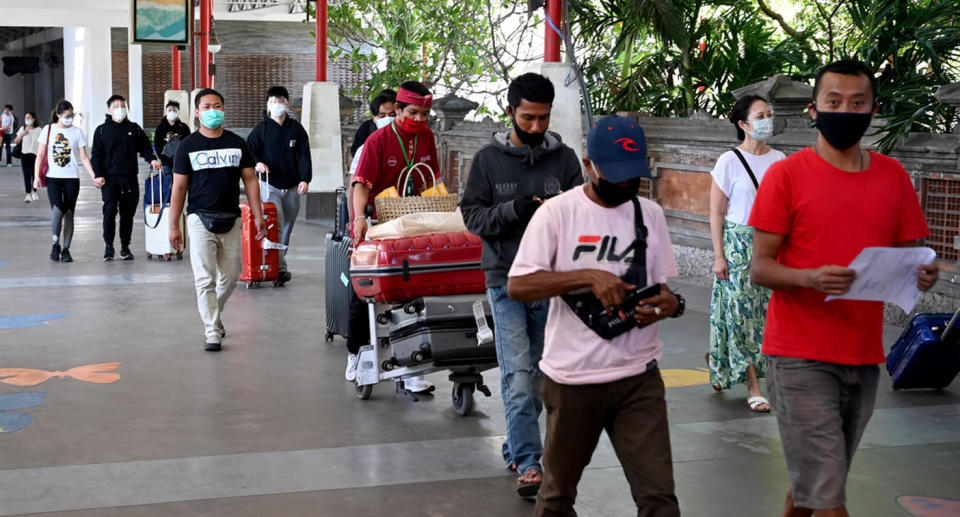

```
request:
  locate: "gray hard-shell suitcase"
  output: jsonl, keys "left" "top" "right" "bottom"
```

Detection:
{"left": 325, "top": 188, "right": 353, "bottom": 341}
{"left": 387, "top": 296, "right": 496, "bottom": 367}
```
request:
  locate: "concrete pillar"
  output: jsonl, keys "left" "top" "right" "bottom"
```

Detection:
{"left": 540, "top": 62, "right": 584, "bottom": 161}
{"left": 127, "top": 39, "right": 144, "bottom": 126}
{"left": 62, "top": 26, "right": 112, "bottom": 142}
{"left": 164, "top": 89, "right": 191, "bottom": 130}
{"left": 302, "top": 81, "right": 344, "bottom": 192}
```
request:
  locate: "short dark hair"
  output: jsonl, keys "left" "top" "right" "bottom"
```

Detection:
{"left": 379, "top": 89, "right": 397, "bottom": 100}
{"left": 266, "top": 86, "right": 289, "bottom": 102}
{"left": 51, "top": 100, "right": 73, "bottom": 123}
{"left": 507, "top": 73, "right": 555, "bottom": 109}
{"left": 813, "top": 59, "right": 877, "bottom": 103}
{"left": 25, "top": 111, "right": 37, "bottom": 121}
{"left": 165, "top": 100, "right": 180, "bottom": 109}
{"left": 730, "top": 94, "right": 768, "bottom": 141}
{"left": 369, "top": 94, "right": 396, "bottom": 116}
{"left": 397, "top": 81, "right": 431, "bottom": 110}
{"left": 106, "top": 95, "right": 126, "bottom": 107}
{"left": 194, "top": 88, "right": 225, "bottom": 109}
{"left": 3, "top": 104, "right": 12, "bottom": 111}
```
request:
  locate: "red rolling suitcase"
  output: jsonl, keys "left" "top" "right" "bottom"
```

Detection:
{"left": 239, "top": 200, "right": 280, "bottom": 288}
{"left": 350, "top": 230, "right": 486, "bottom": 303}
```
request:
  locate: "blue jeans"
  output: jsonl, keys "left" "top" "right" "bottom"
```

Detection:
{"left": 487, "top": 285, "right": 549, "bottom": 474}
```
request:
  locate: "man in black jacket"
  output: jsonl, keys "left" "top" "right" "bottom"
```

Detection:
{"left": 154, "top": 100, "right": 191, "bottom": 171}
{"left": 91, "top": 95, "right": 161, "bottom": 261}
{"left": 246, "top": 86, "right": 312, "bottom": 284}
{"left": 460, "top": 73, "right": 583, "bottom": 497}
{"left": 349, "top": 89, "right": 397, "bottom": 157}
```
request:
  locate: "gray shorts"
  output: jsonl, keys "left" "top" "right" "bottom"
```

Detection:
{"left": 766, "top": 355, "right": 879, "bottom": 509}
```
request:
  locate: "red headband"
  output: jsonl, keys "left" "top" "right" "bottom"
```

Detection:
{"left": 396, "top": 88, "right": 433, "bottom": 108}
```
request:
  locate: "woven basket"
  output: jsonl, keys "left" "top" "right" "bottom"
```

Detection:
{"left": 374, "top": 163, "right": 458, "bottom": 222}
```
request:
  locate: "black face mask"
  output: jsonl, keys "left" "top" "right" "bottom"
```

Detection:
{"left": 593, "top": 177, "right": 641, "bottom": 206}
{"left": 813, "top": 108, "right": 873, "bottom": 150}
{"left": 511, "top": 120, "right": 546, "bottom": 148}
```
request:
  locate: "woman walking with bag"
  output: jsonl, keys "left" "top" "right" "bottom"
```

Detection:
{"left": 34, "top": 100, "right": 97, "bottom": 263}
{"left": 14, "top": 111, "right": 41, "bottom": 202}
{"left": 708, "top": 95, "right": 784, "bottom": 412}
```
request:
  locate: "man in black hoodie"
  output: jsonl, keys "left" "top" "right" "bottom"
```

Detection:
{"left": 154, "top": 100, "right": 191, "bottom": 171}
{"left": 461, "top": 73, "right": 583, "bottom": 497}
{"left": 91, "top": 95, "right": 161, "bottom": 261}
{"left": 246, "top": 86, "right": 312, "bottom": 284}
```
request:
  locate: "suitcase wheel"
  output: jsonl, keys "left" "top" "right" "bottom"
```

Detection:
{"left": 164, "top": 254, "right": 172, "bottom": 261}
{"left": 176, "top": 252, "right": 183, "bottom": 260}
{"left": 325, "top": 331, "right": 334, "bottom": 342}
{"left": 381, "top": 360, "right": 395, "bottom": 371}
{"left": 452, "top": 382, "right": 475, "bottom": 417}
{"left": 356, "top": 383, "right": 373, "bottom": 400}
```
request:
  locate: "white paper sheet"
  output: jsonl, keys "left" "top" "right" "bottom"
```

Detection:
{"left": 825, "top": 247, "right": 936, "bottom": 312}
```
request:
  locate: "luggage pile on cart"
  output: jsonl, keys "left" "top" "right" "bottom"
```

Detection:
{"left": 349, "top": 229, "right": 497, "bottom": 416}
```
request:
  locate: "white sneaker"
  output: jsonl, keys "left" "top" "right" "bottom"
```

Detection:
{"left": 344, "top": 353, "right": 359, "bottom": 382}
{"left": 405, "top": 376, "right": 435, "bottom": 393}
{"left": 24, "top": 194, "right": 31, "bottom": 203}
{"left": 31, "top": 192, "right": 39, "bottom": 201}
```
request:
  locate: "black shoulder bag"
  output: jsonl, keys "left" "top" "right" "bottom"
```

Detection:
{"left": 561, "top": 197, "right": 659, "bottom": 340}
{"left": 731, "top": 148, "right": 760, "bottom": 190}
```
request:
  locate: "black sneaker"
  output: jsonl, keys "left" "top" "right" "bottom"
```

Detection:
{"left": 278, "top": 271, "right": 292, "bottom": 284}
{"left": 59, "top": 248, "right": 73, "bottom": 263}
{"left": 50, "top": 243, "right": 61, "bottom": 262}
{"left": 204, "top": 341, "right": 222, "bottom": 352}
{"left": 104, "top": 246, "right": 115, "bottom": 261}
{"left": 120, "top": 248, "right": 135, "bottom": 261}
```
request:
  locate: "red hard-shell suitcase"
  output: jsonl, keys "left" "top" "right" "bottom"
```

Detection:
{"left": 350, "top": 231, "right": 486, "bottom": 302}
{"left": 239, "top": 200, "right": 280, "bottom": 287}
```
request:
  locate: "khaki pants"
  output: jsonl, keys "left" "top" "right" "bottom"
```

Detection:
{"left": 536, "top": 365, "right": 680, "bottom": 517}
{"left": 186, "top": 213, "right": 241, "bottom": 343}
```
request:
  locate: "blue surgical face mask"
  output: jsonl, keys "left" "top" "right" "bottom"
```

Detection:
{"left": 747, "top": 117, "right": 773, "bottom": 141}
{"left": 375, "top": 116, "right": 395, "bottom": 129}
{"left": 200, "top": 109, "right": 224, "bottom": 129}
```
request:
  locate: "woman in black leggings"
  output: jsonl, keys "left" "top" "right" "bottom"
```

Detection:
{"left": 34, "top": 100, "right": 95, "bottom": 262}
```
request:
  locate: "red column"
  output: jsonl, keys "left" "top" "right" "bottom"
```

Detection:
{"left": 172, "top": 46, "right": 181, "bottom": 90}
{"left": 315, "top": 0, "right": 327, "bottom": 81}
{"left": 199, "top": 0, "right": 211, "bottom": 89}
{"left": 189, "top": 1, "right": 196, "bottom": 91}
{"left": 544, "top": 0, "right": 562, "bottom": 62}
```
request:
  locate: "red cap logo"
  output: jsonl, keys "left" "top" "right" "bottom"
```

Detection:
{"left": 614, "top": 138, "right": 641, "bottom": 152}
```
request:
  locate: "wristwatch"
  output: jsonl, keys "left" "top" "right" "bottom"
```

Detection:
{"left": 670, "top": 293, "right": 685, "bottom": 318}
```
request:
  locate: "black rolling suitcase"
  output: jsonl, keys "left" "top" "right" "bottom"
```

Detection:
{"left": 325, "top": 188, "right": 354, "bottom": 341}
{"left": 388, "top": 296, "right": 497, "bottom": 367}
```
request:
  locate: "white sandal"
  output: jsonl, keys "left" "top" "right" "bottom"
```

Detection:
{"left": 747, "top": 396, "right": 771, "bottom": 413}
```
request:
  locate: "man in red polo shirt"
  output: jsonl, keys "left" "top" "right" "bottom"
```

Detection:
{"left": 344, "top": 80, "right": 440, "bottom": 393}
{"left": 749, "top": 60, "right": 939, "bottom": 517}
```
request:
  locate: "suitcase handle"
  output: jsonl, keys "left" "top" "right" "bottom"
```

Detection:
{"left": 358, "top": 279, "right": 373, "bottom": 287}
{"left": 941, "top": 308, "right": 960, "bottom": 343}
{"left": 144, "top": 163, "right": 166, "bottom": 230}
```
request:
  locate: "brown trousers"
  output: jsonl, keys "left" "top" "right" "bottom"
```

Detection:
{"left": 535, "top": 365, "right": 680, "bottom": 517}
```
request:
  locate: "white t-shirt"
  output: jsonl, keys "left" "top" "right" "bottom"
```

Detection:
{"left": 711, "top": 148, "right": 785, "bottom": 225}
{"left": 37, "top": 125, "right": 87, "bottom": 179}
{"left": 17, "top": 127, "right": 41, "bottom": 155}
{"left": 1, "top": 113, "right": 13, "bottom": 135}
{"left": 508, "top": 186, "right": 678, "bottom": 385}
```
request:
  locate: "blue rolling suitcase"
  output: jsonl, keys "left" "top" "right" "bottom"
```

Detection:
{"left": 887, "top": 310, "right": 960, "bottom": 390}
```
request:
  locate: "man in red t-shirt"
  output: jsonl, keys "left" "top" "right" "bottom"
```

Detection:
{"left": 344, "top": 80, "right": 440, "bottom": 394}
{"left": 749, "top": 60, "right": 939, "bottom": 517}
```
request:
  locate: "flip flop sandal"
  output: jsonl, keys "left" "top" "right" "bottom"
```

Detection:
{"left": 747, "top": 396, "right": 771, "bottom": 413}
{"left": 516, "top": 468, "right": 542, "bottom": 498}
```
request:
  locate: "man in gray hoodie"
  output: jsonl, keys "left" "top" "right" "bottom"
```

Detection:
{"left": 461, "top": 72, "right": 583, "bottom": 498}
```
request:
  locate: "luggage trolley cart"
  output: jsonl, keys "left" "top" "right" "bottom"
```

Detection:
{"left": 349, "top": 230, "right": 498, "bottom": 416}
{"left": 353, "top": 295, "right": 497, "bottom": 416}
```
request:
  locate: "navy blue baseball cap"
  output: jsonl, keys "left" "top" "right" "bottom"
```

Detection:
{"left": 587, "top": 115, "right": 650, "bottom": 183}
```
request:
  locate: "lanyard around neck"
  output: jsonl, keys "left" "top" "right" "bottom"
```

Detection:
{"left": 390, "top": 121, "right": 418, "bottom": 169}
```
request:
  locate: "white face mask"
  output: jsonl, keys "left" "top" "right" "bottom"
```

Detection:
{"left": 269, "top": 103, "right": 287, "bottom": 118}
{"left": 375, "top": 116, "right": 395, "bottom": 129}
{"left": 113, "top": 107, "right": 127, "bottom": 122}
{"left": 747, "top": 117, "right": 773, "bottom": 141}
{"left": 61, "top": 116, "right": 74, "bottom": 127}
{"left": 166, "top": 110, "right": 179, "bottom": 122}
{"left": 24, "top": 118, "right": 34, "bottom": 126}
